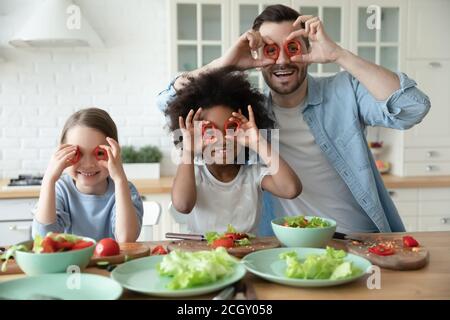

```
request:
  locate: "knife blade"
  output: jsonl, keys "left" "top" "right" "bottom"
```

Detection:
{"left": 165, "top": 232, "right": 205, "bottom": 241}
{"left": 333, "top": 232, "right": 365, "bottom": 243}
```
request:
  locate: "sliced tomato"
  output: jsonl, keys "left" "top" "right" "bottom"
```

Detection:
{"left": 368, "top": 244, "right": 395, "bottom": 256}
{"left": 54, "top": 240, "right": 75, "bottom": 251}
{"left": 151, "top": 245, "right": 168, "bottom": 255}
{"left": 70, "top": 146, "right": 81, "bottom": 164}
{"left": 263, "top": 43, "right": 280, "bottom": 60}
{"left": 211, "top": 237, "right": 234, "bottom": 249}
{"left": 284, "top": 39, "right": 302, "bottom": 58}
{"left": 94, "top": 146, "right": 108, "bottom": 161}
{"left": 224, "top": 232, "right": 248, "bottom": 241}
{"left": 72, "top": 240, "right": 94, "bottom": 251}
{"left": 403, "top": 236, "right": 419, "bottom": 248}
{"left": 41, "top": 236, "right": 57, "bottom": 253}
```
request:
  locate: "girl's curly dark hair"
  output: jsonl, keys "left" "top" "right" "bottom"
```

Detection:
{"left": 165, "top": 66, "right": 275, "bottom": 132}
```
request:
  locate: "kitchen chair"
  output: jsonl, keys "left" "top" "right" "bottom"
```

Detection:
{"left": 168, "top": 202, "right": 189, "bottom": 234}
{"left": 137, "top": 200, "right": 161, "bottom": 241}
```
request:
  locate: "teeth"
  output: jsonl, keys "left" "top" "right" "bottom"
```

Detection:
{"left": 78, "top": 172, "right": 97, "bottom": 177}
{"left": 274, "top": 71, "right": 294, "bottom": 76}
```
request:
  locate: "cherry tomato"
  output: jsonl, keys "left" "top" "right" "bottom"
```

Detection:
{"left": 284, "top": 40, "right": 302, "bottom": 58}
{"left": 151, "top": 245, "right": 168, "bottom": 255}
{"left": 94, "top": 146, "right": 108, "bottom": 161}
{"left": 70, "top": 146, "right": 81, "bottom": 164}
{"left": 94, "top": 238, "right": 120, "bottom": 256}
{"left": 211, "top": 237, "right": 234, "bottom": 249}
{"left": 368, "top": 244, "right": 395, "bottom": 256}
{"left": 263, "top": 44, "right": 280, "bottom": 60}
{"left": 72, "top": 240, "right": 94, "bottom": 251}
{"left": 403, "top": 236, "right": 419, "bottom": 248}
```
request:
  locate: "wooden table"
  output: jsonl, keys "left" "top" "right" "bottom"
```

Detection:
{"left": 1, "top": 231, "right": 449, "bottom": 299}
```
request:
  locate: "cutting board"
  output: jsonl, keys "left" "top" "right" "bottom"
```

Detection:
{"left": 0, "top": 242, "right": 150, "bottom": 275}
{"left": 167, "top": 237, "right": 280, "bottom": 258}
{"left": 346, "top": 233, "right": 429, "bottom": 270}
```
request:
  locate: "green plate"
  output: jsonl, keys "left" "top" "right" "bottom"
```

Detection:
{"left": 0, "top": 273, "right": 123, "bottom": 300}
{"left": 111, "top": 255, "right": 246, "bottom": 297}
{"left": 242, "top": 247, "right": 372, "bottom": 287}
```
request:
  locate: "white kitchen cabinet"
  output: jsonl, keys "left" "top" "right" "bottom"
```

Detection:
{"left": 0, "top": 198, "right": 36, "bottom": 246}
{"left": 406, "top": 0, "right": 450, "bottom": 60}
{"left": 389, "top": 187, "right": 450, "bottom": 232}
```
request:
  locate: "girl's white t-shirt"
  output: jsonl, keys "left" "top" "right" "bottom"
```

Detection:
{"left": 183, "top": 164, "right": 269, "bottom": 234}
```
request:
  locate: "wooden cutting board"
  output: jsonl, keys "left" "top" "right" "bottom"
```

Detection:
{"left": 167, "top": 237, "right": 280, "bottom": 258}
{"left": 0, "top": 242, "right": 150, "bottom": 275}
{"left": 346, "top": 233, "right": 429, "bottom": 270}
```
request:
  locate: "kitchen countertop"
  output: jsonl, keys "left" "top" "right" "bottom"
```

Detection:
{"left": 0, "top": 177, "right": 174, "bottom": 199}
{"left": 1, "top": 231, "right": 449, "bottom": 299}
{"left": 1, "top": 174, "right": 450, "bottom": 199}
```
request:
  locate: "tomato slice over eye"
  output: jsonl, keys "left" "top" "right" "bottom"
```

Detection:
{"left": 94, "top": 146, "right": 108, "bottom": 161}
{"left": 201, "top": 122, "right": 217, "bottom": 138}
{"left": 70, "top": 146, "right": 81, "bottom": 164}
{"left": 263, "top": 44, "right": 280, "bottom": 60}
{"left": 224, "top": 119, "right": 240, "bottom": 133}
{"left": 284, "top": 40, "right": 302, "bottom": 58}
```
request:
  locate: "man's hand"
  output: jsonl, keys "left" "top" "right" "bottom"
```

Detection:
{"left": 217, "top": 30, "right": 276, "bottom": 70}
{"left": 287, "top": 15, "right": 344, "bottom": 64}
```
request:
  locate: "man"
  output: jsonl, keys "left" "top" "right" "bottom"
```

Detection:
{"left": 157, "top": 5, "right": 430, "bottom": 234}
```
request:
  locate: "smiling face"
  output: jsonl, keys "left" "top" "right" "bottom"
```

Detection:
{"left": 200, "top": 105, "right": 242, "bottom": 163}
{"left": 64, "top": 125, "right": 109, "bottom": 194}
{"left": 259, "top": 21, "right": 308, "bottom": 95}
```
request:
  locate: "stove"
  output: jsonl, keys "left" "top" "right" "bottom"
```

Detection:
{"left": 7, "top": 174, "right": 43, "bottom": 187}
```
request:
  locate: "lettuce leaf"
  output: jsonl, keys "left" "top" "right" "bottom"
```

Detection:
{"left": 280, "top": 247, "right": 362, "bottom": 280}
{"left": 156, "top": 247, "right": 238, "bottom": 289}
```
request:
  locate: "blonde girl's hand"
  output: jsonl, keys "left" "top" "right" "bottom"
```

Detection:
{"left": 226, "top": 105, "right": 260, "bottom": 150}
{"left": 44, "top": 144, "right": 79, "bottom": 183}
{"left": 98, "top": 137, "right": 127, "bottom": 182}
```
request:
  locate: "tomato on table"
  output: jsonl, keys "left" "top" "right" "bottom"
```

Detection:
{"left": 211, "top": 237, "right": 234, "bottom": 249}
{"left": 368, "top": 244, "right": 395, "bottom": 256}
{"left": 403, "top": 236, "right": 419, "bottom": 248}
{"left": 151, "top": 245, "right": 168, "bottom": 255}
{"left": 94, "top": 238, "right": 120, "bottom": 256}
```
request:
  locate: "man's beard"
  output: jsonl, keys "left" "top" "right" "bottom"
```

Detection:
{"left": 262, "top": 64, "right": 307, "bottom": 95}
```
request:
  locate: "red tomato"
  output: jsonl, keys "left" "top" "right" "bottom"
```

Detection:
{"left": 54, "top": 240, "right": 75, "bottom": 251}
{"left": 151, "top": 245, "right": 168, "bottom": 255}
{"left": 211, "top": 237, "right": 234, "bottom": 249}
{"left": 224, "top": 232, "right": 248, "bottom": 241}
{"left": 41, "top": 236, "right": 57, "bottom": 253}
{"left": 283, "top": 39, "right": 302, "bottom": 58}
{"left": 72, "top": 240, "right": 94, "bottom": 251}
{"left": 263, "top": 43, "right": 280, "bottom": 60}
{"left": 403, "top": 236, "right": 419, "bottom": 248}
{"left": 94, "top": 238, "right": 120, "bottom": 256}
{"left": 368, "top": 244, "right": 395, "bottom": 256}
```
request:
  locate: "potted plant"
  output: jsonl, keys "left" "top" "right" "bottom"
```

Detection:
{"left": 121, "top": 145, "right": 163, "bottom": 179}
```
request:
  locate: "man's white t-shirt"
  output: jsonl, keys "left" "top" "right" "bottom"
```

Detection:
{"left": 184, "top": 164, "right": 269, "bottom": 234}
{"left": 272, "top": 101, "right": 377, "bottom": 234}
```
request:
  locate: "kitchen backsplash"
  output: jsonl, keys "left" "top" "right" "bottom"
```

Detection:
{"left": 0, "top": 0, "right": 176, "bottom": 179}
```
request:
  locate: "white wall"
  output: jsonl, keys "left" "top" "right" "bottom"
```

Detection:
{"left": 0, "top": 0, "right": 176, "bottom": 179}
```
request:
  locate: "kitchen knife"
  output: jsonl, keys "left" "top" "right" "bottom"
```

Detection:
{"left": 165, "top": 232, "right": 205, "bottom": 241}
{"left": 333, "top": 232, "right": 365, "bottom": 243}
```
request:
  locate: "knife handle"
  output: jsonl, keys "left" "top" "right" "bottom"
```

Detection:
{"left": 165, "top": 232, "right": 205, "bottom": 241}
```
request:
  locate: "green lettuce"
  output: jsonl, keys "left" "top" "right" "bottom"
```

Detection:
{"left": 280, "top": 247, "right": 362, "bottom": 280}
{"left": 157, "top": 247, "right": 238, "bottom": 289}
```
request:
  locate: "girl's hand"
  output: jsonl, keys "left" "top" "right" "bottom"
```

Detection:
{"left": 287, "top": 15, "right": 343, "bottom": 64}
{"left": 227, "top": 105, "right": 260, "bottom": 151}
{"left": 44, "top": 144, "right": 79, "bottom": 182}
{"left": 178, "top": 108, "right": 210, "bottom": 157}
{"left": 98, "top": 137, "right": 127, "bottom": 182}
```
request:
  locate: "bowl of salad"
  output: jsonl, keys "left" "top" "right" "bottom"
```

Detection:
{"left": 1, "top": 233, "right": 96, "bottom": 276}
{"left": 271, "top": 216, "right": 336, "bottom": 248}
